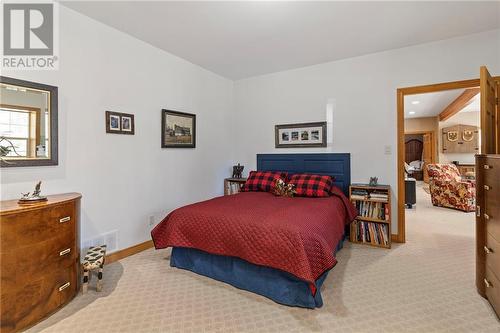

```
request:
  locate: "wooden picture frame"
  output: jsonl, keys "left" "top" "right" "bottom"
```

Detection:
{"left": 161, "top": 109, "right": 196, "bottom": 148}
{"left": 105, "top": 111, "right": 135, "bottom": 135}
{"left": 275, "top": 121, "right": 327, "bottom": 148}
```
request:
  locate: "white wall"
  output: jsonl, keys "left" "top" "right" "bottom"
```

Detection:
{"left": 234, "top": 29, "right": 500, "bottom": 234}
{"left": 439, "top": 111, "right": 481, "bottom": 164}
{"left": 0, "top": 6, "right": 235, "bottom": 252}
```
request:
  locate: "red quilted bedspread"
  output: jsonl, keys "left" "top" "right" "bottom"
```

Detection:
{"left": 151, "top": 187, "right": 357, "bottom": 293}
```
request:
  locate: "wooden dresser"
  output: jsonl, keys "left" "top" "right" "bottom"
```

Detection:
{"left": 476, "top": 155, "right": 500, "bottom": 318}
{"left": 0, "top": 193, "right": 81, "bottom": 333}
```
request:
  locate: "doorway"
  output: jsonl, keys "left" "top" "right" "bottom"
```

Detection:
{"left": 396, "top": 67, "right": 499, "bottom": 243}
{"left": 404, "top": 131, "right": 436, "bottom": 184}
{"left": 396, "top": 79, "right": 480, "bottom": 243}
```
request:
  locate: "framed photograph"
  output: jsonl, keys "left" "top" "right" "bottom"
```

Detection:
{"left": 275, "top": 121, "right": 327, "bottom": 148}
{"left": 120, "top": 114, "right": 135, "bottom": 134}
{"left": 106, "top": 111, "right": 135, "bottom": 135}
{"left": 161, "top": 109, "right": 196, "bottom": 148}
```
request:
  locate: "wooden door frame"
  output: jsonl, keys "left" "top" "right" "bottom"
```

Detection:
{"left": 396, "top": 79, "right": 480, "bottom": 243}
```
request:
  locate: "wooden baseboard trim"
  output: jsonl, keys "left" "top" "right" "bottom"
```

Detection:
{"left": 105, "top": 240, "right": 154, "bottom": 264}
{"left": 391, "top": 234, "right": 401, "bottom": 243}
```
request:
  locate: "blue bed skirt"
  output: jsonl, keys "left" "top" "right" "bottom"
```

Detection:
{"left": 170, "top": 236, "right": 344, "bottom": 309}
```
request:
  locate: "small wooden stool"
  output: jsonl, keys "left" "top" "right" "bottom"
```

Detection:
{"left": 82, "top": 245, "right": 106, "bottom": 293}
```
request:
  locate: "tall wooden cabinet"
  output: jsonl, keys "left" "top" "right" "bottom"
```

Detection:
{"left": 476, "top": 155, "right": 500, "bottom": 318}
{"left": 0, "top": 193, "right": 81, "bottom": 333}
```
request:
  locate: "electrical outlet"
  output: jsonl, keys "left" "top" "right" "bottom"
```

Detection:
{"left": 149, "top": 215, "right": 155, "bottom": 226}
{"left": 384, "top": 145, "right": 392, "bottom": 155}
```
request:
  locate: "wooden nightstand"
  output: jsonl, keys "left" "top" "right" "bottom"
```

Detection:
{"left": 224, "top": 178, "right": 247, "bottom": 195}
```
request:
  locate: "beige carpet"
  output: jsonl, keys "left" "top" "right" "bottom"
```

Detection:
{"left": 28, "top": 184, "right": 499, "bottom": 333}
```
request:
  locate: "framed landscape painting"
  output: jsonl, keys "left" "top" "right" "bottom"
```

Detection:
{"left": 161, "top": 109, "right": 196, "bottom": 148}
{"left": 275, "top": 121, "right": 327, "bottom": 148}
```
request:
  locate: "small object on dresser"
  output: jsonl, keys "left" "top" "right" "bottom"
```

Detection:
{"left": 82, "top": 245, "right": 107, "bottom": 293}
{"left": 18, "top": 181, "right": 47, "bottom": 204}
{"left": 232, "top": 163, "right": 244, "bottom": 178}
{"left": 369, "top": 177, "right": 378, "bottom": 186}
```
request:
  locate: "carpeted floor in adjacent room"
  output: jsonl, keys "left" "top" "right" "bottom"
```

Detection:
{"left": 27, "top": 183, "right": 500, "bottom": 332}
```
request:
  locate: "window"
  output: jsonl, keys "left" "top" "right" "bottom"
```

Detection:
{"left": 0, "top": 108, "right": 30, "bottom": 157}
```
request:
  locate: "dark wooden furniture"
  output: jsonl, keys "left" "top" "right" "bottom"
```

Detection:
{"left": 476, "top": 155, "right": 500, "bottom": 318}
{"left": 405, "top": 138, "right": 423, "bottom": 164}
{"left": 0, "top": 193, "right": 81, "bottom": 333}
{"left": 456, "top": 163, "right": 476, "bottom": 179}
{"left": 410, "top": 170, "right": 423, "bottom": 181}
{"left": 224, "top": 178, "right": 247, "bottom": 196}
{"left": 349, "top": 184, "right": 391, "bottom": 249}
{"left": 404, "top": 138, "right": 424, "bottom": 180}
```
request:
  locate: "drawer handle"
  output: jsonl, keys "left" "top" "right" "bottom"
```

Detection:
{"left": 484, "top": 278, "right": 492, "bottom": 288}
{"left": 476, "top": 206, "right": 481, "bottom": 217}
{"left": 484, "top": 165, "right": 491, "bottom": 170}
{"left": 59, "top": 216, "right": 71, "bottom": 223}
{"left": 484, "top": 185, "right": 491, "bottom": 191}
{"left": 484, "top": 213, "right": 490, "bottom": 220}
{"left": 58, "top": 282, "right": 70, "bottom": 291}
{"left": 59, "top": 248, "right": 71, "bottom": 256}
{"left": 484, "top": 246, "right": 493, "bottom": 254}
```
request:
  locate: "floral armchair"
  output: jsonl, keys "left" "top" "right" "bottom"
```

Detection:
{"left": 427, "top": 164, "right": 475, "bottom": 212}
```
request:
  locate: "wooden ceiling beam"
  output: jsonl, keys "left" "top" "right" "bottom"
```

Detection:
{"left": 438, "top": 88, "right": 480, "bottom": 121}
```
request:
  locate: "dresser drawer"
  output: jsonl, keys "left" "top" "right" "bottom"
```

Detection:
{"left": 485, "top": 194, "right": 500, "bottom": 241}
{"left": 15, "top": 267, "right": 75, "bottom": 330}
{"left": 486, "top": 233, "right": 500, "bottom": 281}
{"left": 58, "top": 263, "right": 77, "bottom": 307}
{"left": 1, "top": 202, "right": 75, "bottom": 250}
{"left": 16, "top": 234, "right": 76, "bottom": 277}
{"left": 483, "top": 182, "right": 499, "bottom": 205}
{"left": 14, "top": 265, "right": 76, "bottom": 332}
{"left": 483, "top": 159, "right": 500, "bottom": 185}
{"left": 485, "top": 267, "right": 500, "bottom": 317}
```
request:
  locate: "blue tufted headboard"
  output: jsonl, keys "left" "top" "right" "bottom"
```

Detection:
{"left": 256, "top": 153, "right": 351, "bottom": 196}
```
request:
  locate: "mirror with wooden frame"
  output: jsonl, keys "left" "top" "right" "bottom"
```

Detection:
{"left": 0, "top": 76, "right": 58, "bottom": 167}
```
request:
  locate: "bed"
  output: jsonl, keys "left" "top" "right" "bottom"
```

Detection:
{"left": 151, "top": 153, "right": 355, "bottom": 308}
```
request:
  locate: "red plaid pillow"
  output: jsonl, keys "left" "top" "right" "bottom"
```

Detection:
{"left": 288, "top": 174, "right": 333, "bottom": 197}
{"left": 241, "top": 171, "right": 288, "bottom": 192}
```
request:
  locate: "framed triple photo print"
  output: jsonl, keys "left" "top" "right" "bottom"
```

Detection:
{"left": 161, "top": 109, "right": 196, "bottom": 148}
{"left": 105, "top": 111, "right": 135, "bottom": 135}
{"left": 275, "top": 121, "right": 327, "bottom": 148}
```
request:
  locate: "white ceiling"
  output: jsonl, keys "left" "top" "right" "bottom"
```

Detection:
{"left": 404, "top": 89, "right": 480, "bottom": 119}
{"left": 62, "top": 1, "right": 500, "bottom": 80}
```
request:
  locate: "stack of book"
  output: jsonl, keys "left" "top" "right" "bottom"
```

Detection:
{"left": 226, "top": 183, "right": 241, "bottom": 195}
{"left": 354, "top": 201, "right": 389, "bottom": 220}
{"left": 351, "top": 220, "right": 389, "bottom": 247}
{"left": 369, "top": 191, "right": 389, "bottom": 202}
{"left": 351, "top": 189, "right": 368, "bottom": 200}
